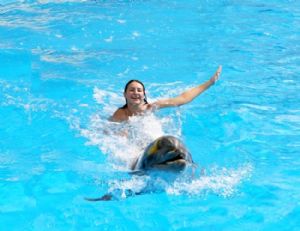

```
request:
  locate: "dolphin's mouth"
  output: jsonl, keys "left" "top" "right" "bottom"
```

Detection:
{"left": 152, "top": 151, "right": 188, "bottom": 171}
{"left": 158, "top": 153, "right": 186, "bottom": 165}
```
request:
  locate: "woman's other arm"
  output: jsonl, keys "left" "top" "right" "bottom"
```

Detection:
{"left": 153, "top": 66, "right": 222, "bottom": 109}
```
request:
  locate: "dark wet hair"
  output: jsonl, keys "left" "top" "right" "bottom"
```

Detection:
{"left": 120, "top": 79, "right": 148, "bottom": 109}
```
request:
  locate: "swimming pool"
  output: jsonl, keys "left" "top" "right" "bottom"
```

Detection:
{"left": 1, "top": 0, "right": 300, "bottom": 230}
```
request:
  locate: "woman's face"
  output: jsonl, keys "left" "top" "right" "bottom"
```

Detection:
{"left": 124, "top": 81, "right": 145, "bottom": 106}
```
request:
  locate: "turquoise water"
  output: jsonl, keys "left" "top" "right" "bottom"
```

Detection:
{"left": 1, "top": 0, "right": 300, "bottom": 230}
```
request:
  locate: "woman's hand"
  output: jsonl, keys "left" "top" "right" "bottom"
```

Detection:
{"left": 209, "top": 65, "right": 222, "bottom": 84}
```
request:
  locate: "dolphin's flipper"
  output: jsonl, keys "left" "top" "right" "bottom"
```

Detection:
{"left": 85, "top": 188, "right": 143, "bottom": 202}
{"left": 128, "top": 169, "right": 146, "bottom": 176}
{"left": 84, "top": 193, "right": 113, "bottom": 201}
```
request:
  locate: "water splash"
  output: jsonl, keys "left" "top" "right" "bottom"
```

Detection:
{"left": 79, "top": 87, "right": 183, "bottom": 170}
{"left": 166, "top": 164, "right": 253, "bottom": 197}
{"left": 98, "top": 164, "right": 252, "bottom": 200}
{"left": 80, "top": 111, "right": 181, "bottom": 171}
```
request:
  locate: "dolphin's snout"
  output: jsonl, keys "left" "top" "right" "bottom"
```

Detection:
{"left": 133, "top": 136, "right": 194, "bottom": 172}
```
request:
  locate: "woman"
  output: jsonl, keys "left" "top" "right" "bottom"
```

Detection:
{"left": 110, "top": 66, "right": 222, "bottom": 122}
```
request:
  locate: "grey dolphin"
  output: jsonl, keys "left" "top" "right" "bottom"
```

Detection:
{"left": 85, "top": 136, "right": 194, "bottom": 201}
{"left": 131, "top": 135, "right": 194, "bottom": 172}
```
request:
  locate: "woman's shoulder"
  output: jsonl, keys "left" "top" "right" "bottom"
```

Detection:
{"left": 146, "top": 102, "right": 159, "bottom": 111}
{"left": 110, "top": 108, "right": 128, "bottom": 122}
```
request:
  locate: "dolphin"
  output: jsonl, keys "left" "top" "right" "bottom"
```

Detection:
{"left": 131, "top": 135, "right": 194, "bottom": 172}
{"left": 85, "top": 136, "right": 194, "bottom": 201}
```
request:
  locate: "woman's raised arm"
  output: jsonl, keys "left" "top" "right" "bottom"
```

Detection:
{"left": 153, "top": 66, "right": 222, "bottom": 109}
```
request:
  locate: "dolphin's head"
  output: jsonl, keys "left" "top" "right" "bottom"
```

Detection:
{"left": 139, "top": 136, "right": 194, "bottom": 172}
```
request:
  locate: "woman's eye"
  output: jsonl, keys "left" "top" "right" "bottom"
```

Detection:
{"left": 128, "top": 88, "right": 143, "bottom": 93}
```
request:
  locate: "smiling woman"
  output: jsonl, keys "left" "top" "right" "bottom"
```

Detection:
{"left": 120, "top": 79, "right": 150, "bottom": 116}
{"left": 110, "top": 66, "right": 222, "bottom": 122}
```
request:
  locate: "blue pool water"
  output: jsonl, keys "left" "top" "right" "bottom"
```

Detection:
{"left": 1, "top": 0, "right": 300, "bottom": 230}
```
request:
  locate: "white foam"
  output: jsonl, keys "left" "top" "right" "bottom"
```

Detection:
{"left": 80, "top": 111, "right": 180, "bottom": 171}
{"left": 101, "top": 164, "right": 253, "bottom": 199}
{"left": 108, "top": 175, "right": 150, "bottom": 198}
{"left": 166, "top": 164, "right": 253, "bottom": 197}
{"left": 93, "top": 87, "right": 121, "bottom": 115}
